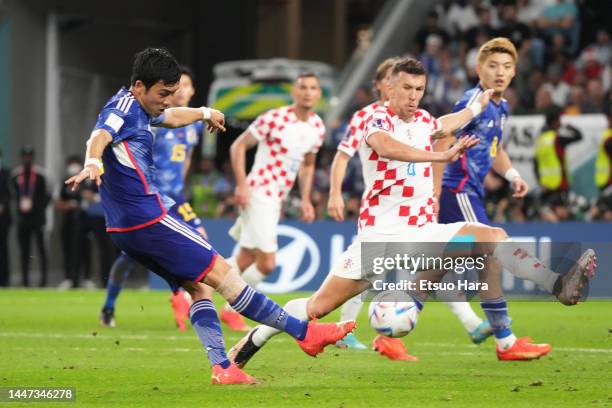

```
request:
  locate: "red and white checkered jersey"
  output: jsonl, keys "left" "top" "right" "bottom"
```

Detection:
{"left": 358, "top": 106, "right": 442, "bottom": 236}
{"left": 247, "top": 106, "right": 326, "bottom": 202}
{"left": 337, "top": 102, "right": 380, "bottom": 158}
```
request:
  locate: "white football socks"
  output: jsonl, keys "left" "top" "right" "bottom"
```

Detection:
{"left": 241, "top": 264, "right": 267, "bottom": 288}
{"left": 493, "top": 239, "right": 559, "bottom": 293}
{"left": 252, "top": 298, "right": 309, "bottom": 347}
{"left": 445, "top": 301, "right": 483, "bottom": 333}
{"left": 496, "top": 333, "right": 517, "bottom": 350}
{"left": 340, "top": 295, "right": 364, "bottom": 322}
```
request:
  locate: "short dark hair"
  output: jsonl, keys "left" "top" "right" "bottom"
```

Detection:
{"left": 294, "top": 71, "right": 320, "bottom": 83}
{"left": 130, "top": 47, "right": 181, "bottom": 89}
{"left": 391, "top": 57, "right": 426, "bottom": 77}
{"left": 180, "top": 65, "right": 195, "bottom": 82}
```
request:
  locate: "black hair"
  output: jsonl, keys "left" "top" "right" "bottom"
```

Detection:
{"left": 391, "top": 57, "right": 426, "bottom": 77}
{"left": 130, "top": 47, "right": 181, "bottom": 89}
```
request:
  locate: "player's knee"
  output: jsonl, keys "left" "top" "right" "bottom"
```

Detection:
{"left": 490, "top": 227, "right": 508, "bottom": 242}
{"left": 256, "top": 255, "right": 276, "bottom": 275}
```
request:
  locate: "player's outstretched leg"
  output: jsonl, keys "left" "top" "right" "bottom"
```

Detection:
{"left": 219, "top": 257, "right": 250, "bottom": 332}
{"left": 205, "top": 257, "right": 355, "bottom": 362}
{"left": 100, "top": 252, "right": 135, "bottom": 327}
{"left": 185, "top": 283, "right": 257, "bottom": 385}
{"left": 230, "top": 275, "right": 368, "bottom": 368}
{"left": 489, "top": 235, "right": 597, "bottom": 306}
{"left": 335, "top": 295, "right": 368, "bottom": 350}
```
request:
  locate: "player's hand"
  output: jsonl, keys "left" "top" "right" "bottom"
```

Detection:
{"left": 327, "top": 193, "right": 345, "bottom": 221}
{"left": 511, "top": 177, "right": 529, "bottom": 198}
{"left": 300, "top": 199, "right": 316, "bottom": 223}
{"left": 65, "top": 164, "right": 101, "bottom": 191}
{"left": 234, "top": 184, "right": 250, "bottom": 209}
{"left": 206, "top": 109, "right": 226, "bottom": 133}
{"left": 445, "top": 135, "right": 479, "bottom": 162}
{"left": 476, "top": 89, "right": 494, "bottom": 110}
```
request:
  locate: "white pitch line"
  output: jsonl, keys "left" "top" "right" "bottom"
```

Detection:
{"left": 1, "top": 332, "right": 610, "bottom": 354}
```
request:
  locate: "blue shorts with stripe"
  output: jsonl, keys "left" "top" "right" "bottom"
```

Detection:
{"left": 109, "top": 213, "right": 217, "bottom": 292}
{"left": 438, "top": 187, "right": 490, "bottom": 225}
{"left": 169, "top": 198, "right": 204, "bottom": 230}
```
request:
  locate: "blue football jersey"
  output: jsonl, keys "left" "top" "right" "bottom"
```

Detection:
{"left": 94, "top": 87, "right": 174, "bottom": 231}
{"left": 442, "top": 85, "right": 509, "bottom": 199}
{"left": 153, "top": 122, "right": 201, "bottom": 202}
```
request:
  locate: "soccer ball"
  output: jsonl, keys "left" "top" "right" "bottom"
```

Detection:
{"left": 368, "top": 291, "right": 419, "bottom": 338}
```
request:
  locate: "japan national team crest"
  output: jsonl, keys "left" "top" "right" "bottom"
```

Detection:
{"left": 372, "top": 118, "right": 391, "bottom": 132}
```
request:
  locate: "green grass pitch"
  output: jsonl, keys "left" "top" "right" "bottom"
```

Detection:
{"left": 0, "top": 289, "right": 611, "bottom": 407}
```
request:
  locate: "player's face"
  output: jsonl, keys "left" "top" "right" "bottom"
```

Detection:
{"left": 389, "top": 72, "right": 426, "bottom": 119}
{"left": 171, "top": 74, "right": 195, "bottom": 108}
{"left": 477, "top": 52, "right": 516, "bottom": 94}
{"left": 133, "top": 80, "right": 179, "bottom": 116}
{"left": 291, "top": 76, "right": 321, "bottom": 110}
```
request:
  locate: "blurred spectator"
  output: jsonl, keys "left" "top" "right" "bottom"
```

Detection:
{"left": 537, "top": 0, "right": 579, "bottom": 55}
{"left": 484, "top": 172, "right": 526, "bottom": 223}
{"left": 534, "top": 84, "right": 560, "bottom": 113}
{"left": 563, "top": 85, "right": 586, "bottom": 115}
{"left": 581, "top": 77, "right": 607, "bottom": 113}
{"left": 55, "top": 156, "right": 85, "bottom": 289}
{"left": 346, "top": 85, "right": 374, "bottom": 118}
{"left": 415, "top": 10, "right": 450, "bottom": 54}
{"left": 420, "top": 34, "right": 444, "bottom": 79}
{"left": 0, "top": 148, "right": 10, "bottom": 287}
{"left": 542, "top": 63, "right": 571, "bottom": 107}
{"left": 444, "top": 0, "right": 479, "bottom": 36}
{"left": 78, "top": 180, "right": 115, "bottom": 288}
{"left": 534, "top": 108, "right": 582, "bottom": 222}
{"left": 465, "top": 31, "right": 491, "bottom": 82}
{"left": 594, "top": 112, "right": 612, "bottom": 192}
{"left": 577, "top": 28, "right": 610, "bottom": 84}
{"left": 191, "top": 157, "right": 221, "bottom": 219}
{"left": 498, "top": 2, "right": 541, "bottom": 67}
{"left": 11, "top": 145, "right": 50, "bottom": 287}
{"left": 463, "top": 7, "right": 498, "bottom": 50}
{"left": 516, "top": 0, "right": 551, "bottom": 27}
{"left": 592, "top": 110, "right": 612, "bottom": 221}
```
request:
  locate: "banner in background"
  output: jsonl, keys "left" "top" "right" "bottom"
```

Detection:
{"left": 150, "top": 220, "right": 612, "bottom": 298}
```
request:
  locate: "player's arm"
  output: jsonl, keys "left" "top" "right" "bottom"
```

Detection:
{"left": 298, "top": 152, "right": 316, "bottom": 223}
{"left": 157, "top": 107, "right": 226, "bottom": 132}
{"left": 65, "top": 129, "right": 112, "bottom": 190}
{"left": 368, "top": 132, "right": 479, "bottom": 163}
{"left": 327, "top": 151, "right": 351, "bottom": 221}
{"left": 492, "top": 145, "right": 528, "bottom": 198}
{"left": 437, "top": 89, "right": 494, "bottom": 136}
{"left": 432, "top": 133, "right": 457, "bottom": 201}
{"left": 229, "top": 130, "right": 258, "bottom": 209}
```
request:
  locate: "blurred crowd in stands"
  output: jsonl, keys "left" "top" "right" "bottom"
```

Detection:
{"left": 1, "top": 0, "right": 610, "bottom": 288}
